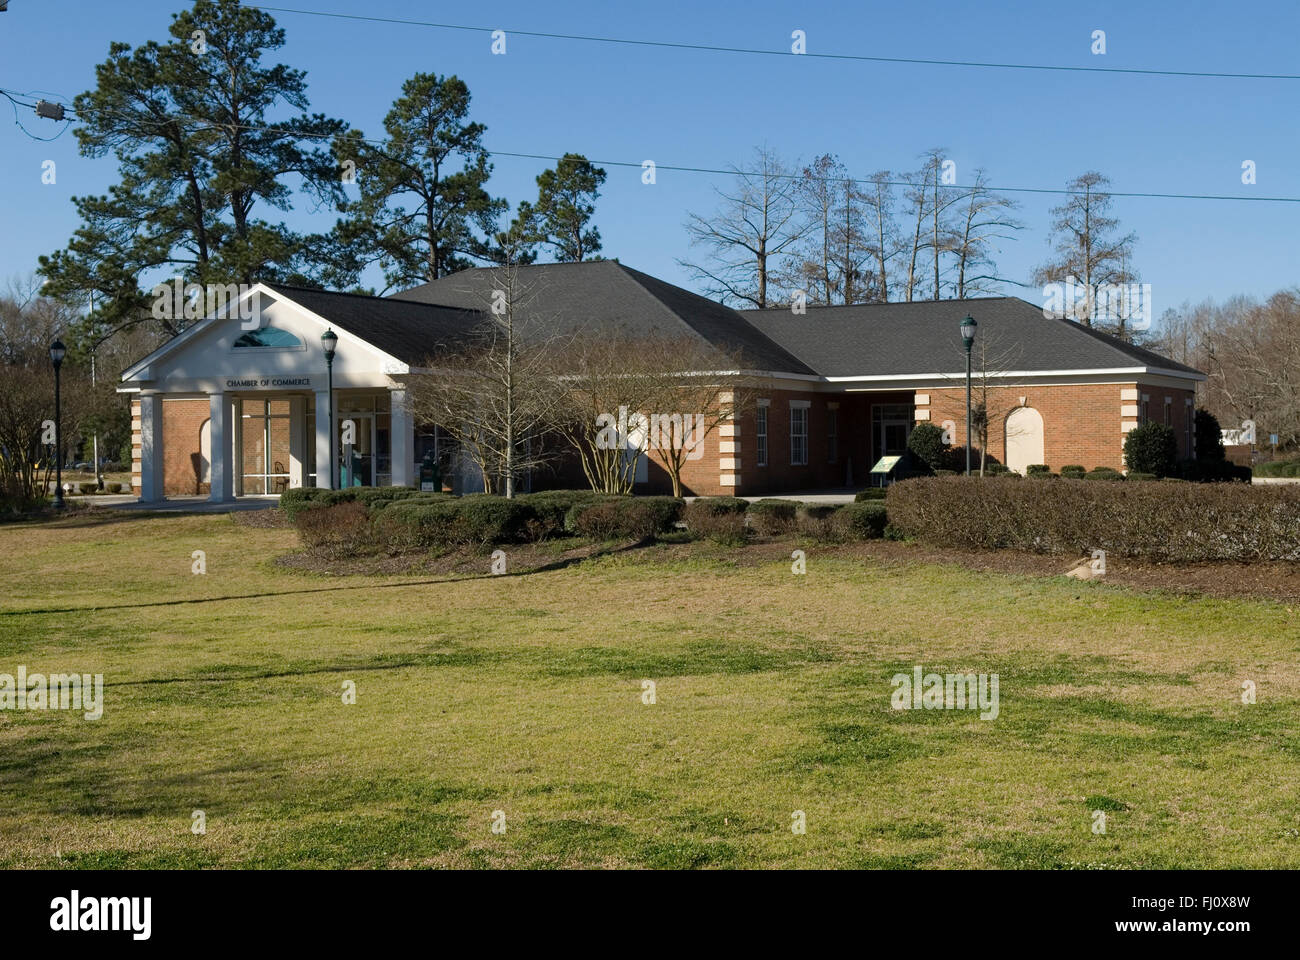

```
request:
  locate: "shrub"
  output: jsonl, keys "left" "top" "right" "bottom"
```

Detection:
{"left": 455, "top": 496, "right": 537, "bottom": 545}
{"left": 748, "top": 498, "right": 797, "bottom": 535}
{"left": 637, "top": 496, "right": 686, "bottom": 533}
{"left": 293, "top": 501, "right": 373, "bottom": 560}
{"left": 78, "top": 482, "right": 98, "bottom": 495}
{"left": 562, "top": 494, "right": 627, "bottom": 533}
{"left": 986, "top": 463, "right": 1010, "bottom": 476}
{"left": 1124, "top": 422, "right": 1178, "bottom": 477}
{"left": 372, "top": 499, "right": 463, "bottom": 552}
{"left": 517, "top": 490, "right": 597, "bottom": 536}
{"left": 684, "top": 501, "right": 749, "bottom": 544}
{"left": 1126, "top": 472, "right": 1157, "bottom": 482}
{"left": 834, "top": 501, "right": 887, "bottom": 540}
{"left": 690, "top": 496, "right": 749, "bottom": 516}
{"left": 1060, "top": 465, "right": 1086, "bottom": 479}
{"left": 279, "top": 487, "right": 326, "bottom": 521}
{"left": 105, "top": 482, "right": 122, "bottom": 494}
{"left": 795, "top": 503, "right": 842, "bottom": 540}
{"left": 1026, "top": 464, "right": 1051, "bottom": 477}
{"left": 570, "top": 496, "right": 683, "bottom": 542}
{"left": 934, "top": 469, "right": 959, "bottom": 477}
{"left": 1194, "top": 408, "right": 1226, "bottom": 462}
{"left": 906, "top": 421, "right": 950, "bottom": 473}
{"left": 1086, "top": 467, "right": 1123, "bottom": 481}
{"left": 854, "top": 487, "right": 888, "bottom": 501}
{"left": 885, "top": 475, "right": 1300, "bottom": 561}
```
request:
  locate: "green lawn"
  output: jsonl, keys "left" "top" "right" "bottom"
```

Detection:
{"left": 1, "top": 510, "right": 1297, "bottom": 869}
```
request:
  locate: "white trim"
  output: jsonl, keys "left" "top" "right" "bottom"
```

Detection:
{"left": 121, "top": 284, "right": 410, "bottom": 384}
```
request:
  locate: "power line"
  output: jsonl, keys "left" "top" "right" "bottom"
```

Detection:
{"left": 253, "top": 5, "right": 1300, "bottom": 81}
{"left": 4, "top": 86, "right": 1296, "bottom": 204}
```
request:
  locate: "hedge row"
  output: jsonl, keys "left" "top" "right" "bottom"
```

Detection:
{"left": 885, "top": 475, "right": 1300, "bottom": 561}
{"left": 288, "top": 489, "right": 894, "bottom": 555}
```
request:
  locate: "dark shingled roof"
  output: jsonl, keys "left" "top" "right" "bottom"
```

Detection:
{"left": 266, "top": 284, "right": 483, "bottom": 364}
{"left": 392, "top": 260, "right": 818, "bottom": 376}
{"left": 265, "top": 275, "right": 1200, "bottom": 382}
{"left": 738, "top": 297, "right": 1203, "bottom": 379}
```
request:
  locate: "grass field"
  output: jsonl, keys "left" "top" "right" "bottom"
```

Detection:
{"left": 1, "top": 510, "right": 1298, "bottom": 869}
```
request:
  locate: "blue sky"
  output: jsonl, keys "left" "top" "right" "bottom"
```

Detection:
{"left": 1, "top": 0, "right": 1297, "bottom": 314}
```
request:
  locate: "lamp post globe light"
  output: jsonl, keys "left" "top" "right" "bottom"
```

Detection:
{"left": 49, "top": 339, "right": 66, "bottom": 508}
{"left": 960, "top": 315, "right": 977, "bottom": 476}
{"left": 321, "top": 329, "right": 338, "bottom": 489}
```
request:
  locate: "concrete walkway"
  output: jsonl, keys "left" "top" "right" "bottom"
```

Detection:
{"left": 79, "top": 495, "right": 279, "bottom": 513}
{"left": 76, "top": 488, "right": 867, "bottom": 514}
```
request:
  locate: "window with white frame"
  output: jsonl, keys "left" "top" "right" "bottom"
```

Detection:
{"left": 827, "top": 405, "right": 839, "bottom": 464}
{"left": 755, "top": 402, "right": 769, "bottom": 467}
{"left": 790, "top": 402, "right": 809, "bottom": 466}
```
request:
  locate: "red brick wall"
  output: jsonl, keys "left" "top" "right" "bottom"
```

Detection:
{"left": 162, "top": 399, "right": 209, "bottom": 496}
{"left": 919, "top": 382, "right": 1197, "bottom": 473}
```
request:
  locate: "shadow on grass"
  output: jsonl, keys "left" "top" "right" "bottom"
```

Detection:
{"left": 0, "top": 540, "right": 650, "bottom": 618}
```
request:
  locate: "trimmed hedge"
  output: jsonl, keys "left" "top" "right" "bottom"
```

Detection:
{"left": 573, "top": 497, "right": 683, "bottom": 541}
{"left": 1026, "top": 464, "right": 1051, "bottom": 477}
{"left": 684, "top": 500, "right": 749, "bottom": 544}
{"left": 748, "top": 498, "right": 798, "bottom": 535}
{"left": 835, "top": 501, "right": 888, "bottom": 540}
{"left": 1086, "top": 467, "right": 1123, "bottom": 481}
{"left": 854, "top": 487, "right": 888, "bottom": 501}
{"left": 886, "top": 475, "right": 1300, "bottom": 561}
{"left": 690, "top": 496, "right": 749, "bottom": 516}
{"left": 369, "top": 495, "right": 536, "bottom": 550}
{"left": 1060, "top": 465, "right": 1086, "bottom": 479}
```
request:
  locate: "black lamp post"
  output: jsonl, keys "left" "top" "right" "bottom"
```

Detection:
{"left": 960, "top": 315, "right": 977, "bottom": 476}
{"left": 321, "top": 329, "right": 338, "bottom": 488}
{"left": 49, "top": 339, "right": 66, "bottom": 507}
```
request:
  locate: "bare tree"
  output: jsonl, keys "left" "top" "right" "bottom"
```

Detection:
{"left": 937, "top": 330, "right": 1028, "bottom": 474}
{"left": 550, "top": 328, "right": 664, "bottom": 493}
{"left": 681, "top": 147, "right": 806, "bottom": 309}
{"left": 1033, "top": 171, "right": 1137, "bottom": 326}
{"left": 784, "top": 155, "right": 878, "bottom": 306}
{"left": 952, "top": 169, "right": 1022, "bottom": 298}
{"left": 638, "top": 336, "right": 755, "bottom": 497}
{"left": 862, "top": 171, "right": 900, "bottom": 303}
{"left": 406, "top": 256, "right": 565, "bottom": 496}
{"left": 0, "top": 278, "right": 90, "bottom": 502}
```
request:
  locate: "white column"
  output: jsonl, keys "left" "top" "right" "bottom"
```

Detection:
{"left": 288, "top": 396, "right": 305, "bottom": 488}
{"left": 314, "top": 390, "right": 334, "bottom": 489}
{"left": 138, "top": 393, "right": 165, "bottom": 503}
{"left": 390, "top": 387, "right": 412, "bottom": 487}
{"left": 208, "top": 392, "right": 234, "bottom": 502}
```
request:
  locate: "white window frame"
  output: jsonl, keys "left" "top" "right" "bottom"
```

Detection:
{"left": 790, "top": 400, "right": 810, "bottom": 466}
{"left": 755, "top": 400, "right": 769, "bottom": 467}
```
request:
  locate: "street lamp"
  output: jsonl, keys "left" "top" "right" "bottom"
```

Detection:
{"left": 960, "top": 315, "right": 977, "bottom": 476}
{"left": 321, "top": 329, "right": 338, "bottom": 489}
{"left": 49, "top": 339, "right": 66, "bottom": 508}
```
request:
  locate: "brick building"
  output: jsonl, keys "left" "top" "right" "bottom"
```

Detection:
{"left": 121, "top": 261, "right": 1204, "bottom": 501}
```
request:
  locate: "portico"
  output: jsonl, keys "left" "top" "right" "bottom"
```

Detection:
{"left": 120, "top": 284, "right": 422, "bottom": 503}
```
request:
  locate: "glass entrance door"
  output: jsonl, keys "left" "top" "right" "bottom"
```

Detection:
{"left": 873, "top": 403, "right": 913, "bottom": 458}
{"left": 339, "top": 414, "right": 373, "bottom": 487}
